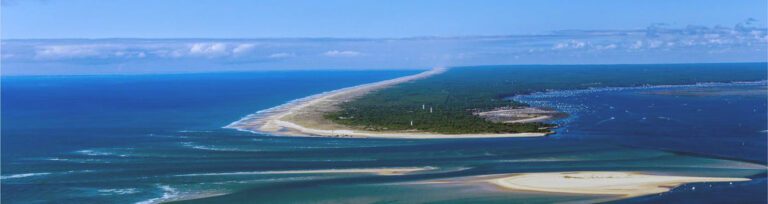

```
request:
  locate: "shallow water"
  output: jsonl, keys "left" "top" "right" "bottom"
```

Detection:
{"left": 2, "top": 70, "right": 766, "bottom": 203}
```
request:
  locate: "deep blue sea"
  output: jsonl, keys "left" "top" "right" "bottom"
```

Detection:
{"left": 2, "top": 69, "right": 766, "bottom": 203}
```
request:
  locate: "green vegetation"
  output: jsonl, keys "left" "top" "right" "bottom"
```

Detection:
{"left": 325, "top": 63, "right": 767, "bottom": 134}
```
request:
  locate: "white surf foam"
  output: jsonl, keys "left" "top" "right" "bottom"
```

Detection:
{"left": 97, "top": 188, "right": 140, "bottom": 195}
{"left": 1, "top": 172, "right": 52, "bottom": 180}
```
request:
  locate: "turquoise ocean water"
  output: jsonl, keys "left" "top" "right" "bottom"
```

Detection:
{"left": 2, "top": 66, "right": 766, "bottom": 203}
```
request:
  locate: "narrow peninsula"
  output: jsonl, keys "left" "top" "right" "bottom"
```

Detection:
{"left": 226, "top": 67, "right": 549, "bottom": 138}
{"left": 228, "top": 63, "right": 767, "bottom": 139}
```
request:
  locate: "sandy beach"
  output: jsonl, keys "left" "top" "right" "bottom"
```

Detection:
{"left": 474, "top": 107, "right": 562, "bottom": 123}
{"left": 489, "top": 171, "right": 750, "bottom": 198}
{"left": 226, "top": 67, "right": 550, "bottom": 139}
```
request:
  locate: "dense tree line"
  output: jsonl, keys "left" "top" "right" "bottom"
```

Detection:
{"left": 325, "top": 63, "right": 767, "bottom": 134}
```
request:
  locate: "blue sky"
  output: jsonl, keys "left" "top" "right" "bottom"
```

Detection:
{"left": 1, "top": 0, "right": 766, "bottom": 75}
{"left": 3, "top": 0, "right": 766, "bottom": 38}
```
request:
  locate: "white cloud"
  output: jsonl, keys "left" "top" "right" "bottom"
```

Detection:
{"left": 113, "top": 51, "right": 147, "bottom": 58}
{"left": 552, "top": 40, "right": 588, "bottom": 50}
{"left": 267, "top": 52, "right": 295, "bottom": 58}
{"left": 647, "top": 40, "right": 664, "bottom": 48}
{"left": 32, "top": 42, "right": 258, "bottom": 59}
{"left": 35, "top": 45, "right": 103, "bottom": 59}
{"left": 188, "top": 43, "right": 229, "bottom": 56}
{"left": 594, "top": 44, "right": 617, "bottom": 50}
{"left": 323, "top": 50, "right": 362, "bottom": 57}
{"left": 159, "top": 42, "right": 261, "bottom": 57}
{"left": 232, "top": 43, "right": 257, "bottom": 55}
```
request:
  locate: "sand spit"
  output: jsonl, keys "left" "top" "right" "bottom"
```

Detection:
{"left": 474, "top": 107, "right": 562, "bottom": 123}
{"left": 226, "top": 67, "right": 549, "bottom": 139}
{"left": 489, "top": 171, "right": 750, "bottom": 198}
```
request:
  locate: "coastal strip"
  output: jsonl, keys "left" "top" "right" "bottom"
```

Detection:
{"left": 225, "top": 67, "right": 549, "bottom": 139}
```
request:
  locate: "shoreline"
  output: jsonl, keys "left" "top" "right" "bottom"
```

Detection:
{"left": 225, "top": 67, "right": 550, "bottom": 139}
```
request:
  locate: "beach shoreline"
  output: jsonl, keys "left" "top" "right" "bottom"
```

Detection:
{"left": 225, "top": 67, "right": 550, "bottom": 139}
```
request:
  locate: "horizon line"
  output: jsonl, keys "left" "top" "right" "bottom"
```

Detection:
{"left": 3, "top": 62, "right": 765, "bottom": 77}
{"left": 5, "top": 26, "right": 768, "bottom": 41}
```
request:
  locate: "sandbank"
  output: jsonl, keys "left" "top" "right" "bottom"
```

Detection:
{"left": 489, "top": 171, "right": 750, "bottom": 198}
